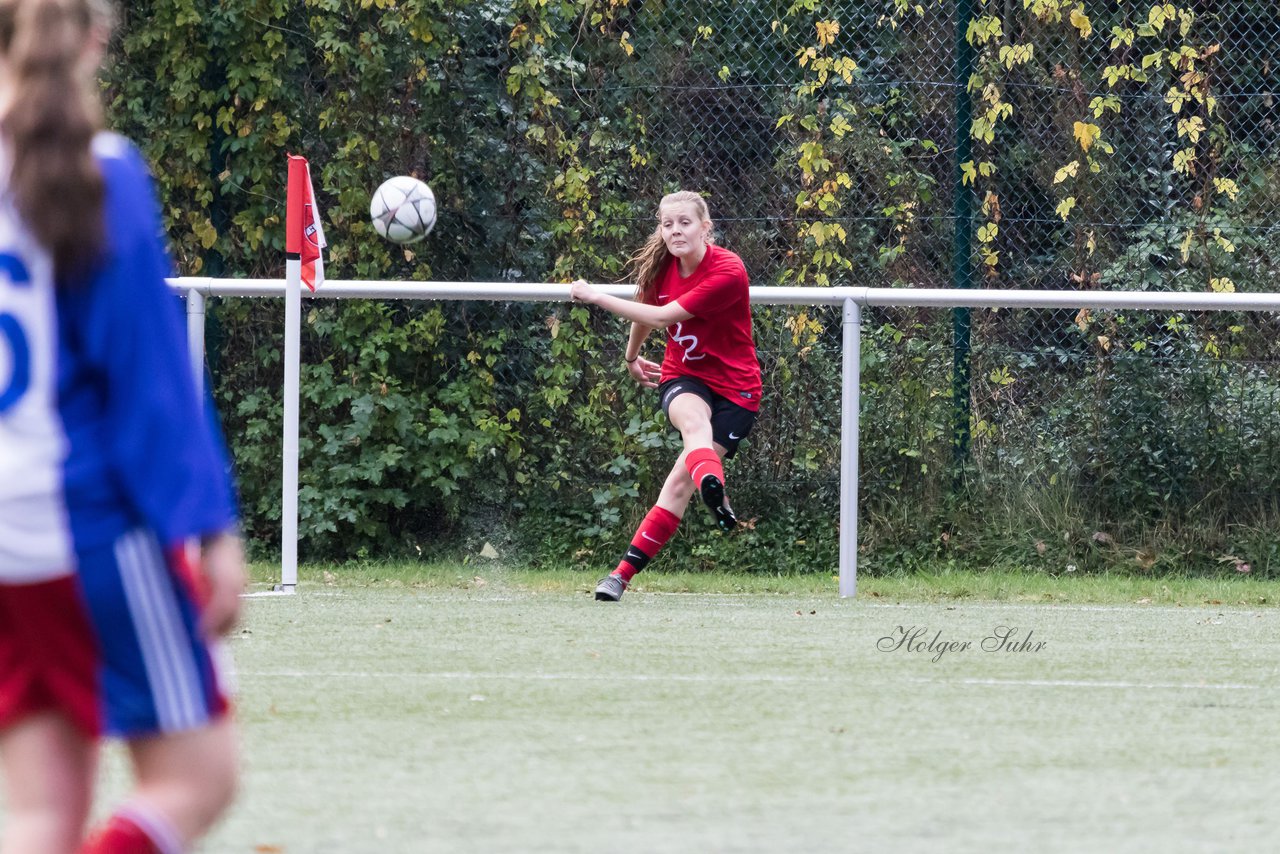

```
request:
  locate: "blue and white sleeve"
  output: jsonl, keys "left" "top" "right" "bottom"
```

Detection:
{"left": 76, "top": 139, "right": 240, "bottom": 546}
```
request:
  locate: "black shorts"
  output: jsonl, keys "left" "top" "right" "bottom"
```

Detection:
{"left": 658, "top": 377, "right": 758, "bottom": 458}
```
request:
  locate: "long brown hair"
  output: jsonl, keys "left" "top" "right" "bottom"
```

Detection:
{"left": 627, "top": 190, "right": 714, "bottom": 304}
{"left": 0, "top": 0, "right": 111, "bottom": 280}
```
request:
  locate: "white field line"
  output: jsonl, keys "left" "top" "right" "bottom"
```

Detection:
{"left": 240, "top": 591, "right": 1274, "bottom": 614}
{"left": 857, "top": 601, "right": 1274, "bottom": 615}
{"left": 238, "top": 670, "right": 1261, "bottom": 691}
{"left": 906, "top": 677, "right": 1260, "bottom": 690}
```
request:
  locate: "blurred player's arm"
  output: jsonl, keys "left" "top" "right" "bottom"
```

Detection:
{"left": 200, "top": 531, "right": 245, "bottom": 637}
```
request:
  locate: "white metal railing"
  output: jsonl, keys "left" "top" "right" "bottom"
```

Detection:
{"left": 172, "top": 277, "right": 1280, "bottom": 596}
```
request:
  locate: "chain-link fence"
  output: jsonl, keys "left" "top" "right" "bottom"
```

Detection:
{"left": 503, "top": 0, "right": 1278, "bottom": 290}
{"left": 163, "top": 1, "right": 1280, "bottom": 572}
{"left": 205, "top": 287, "right": 1280, "bottom": 577}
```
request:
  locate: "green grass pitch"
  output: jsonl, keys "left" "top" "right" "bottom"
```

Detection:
{"left": 8, "top": 573, "right": 1279, "bottom": 852}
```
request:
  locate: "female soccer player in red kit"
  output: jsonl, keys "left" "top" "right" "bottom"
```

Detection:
{"left": 0, "top": 1, "right": 244, "bottom": 852}
{"left": 570, "top": 191, "right": 762, "bottom": 601}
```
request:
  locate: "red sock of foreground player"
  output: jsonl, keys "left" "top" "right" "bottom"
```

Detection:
{"left": 684, "top": 447, "right": 724, "bottom": 490}
{"left": 613, "top": 505, "right": 681, "bottom": 582}
{"left": 80, "top": 803, "right": 183, "bottom": 854}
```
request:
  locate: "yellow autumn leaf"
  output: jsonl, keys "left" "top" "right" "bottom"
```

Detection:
{"left": 809, "top": 221, "right": 826, "bottom": 247}
{"left": 1053, "top": 160, "right": 1080, "bottom": 184}
{"left": 1180, "top": 9, "right": 1196, "bottom": 37}
{"left": 816, "top": 20, "right": 840, "bottom": 47}
{"left": 1177, "top": 116, "right": 1205, "bottom": 142}
{"left": 1148, "top": 4, "right": 1167, "bottom": 31}
{"left": 1213, "top": 177, "right": 1240, "bottom": 200}
{"left": 1073, "top": 121, "right": 1100, "bottom": 152}
{"left": 1165, "top": 87, "right": 1188, "bottom": 113}
{"left": 1210, "top": 277, "right": 1235, "bottom": 293}
{"left": 1179, "top": 229, "right": 1194, "bottom": 262}
{"left": 195, "top": 218, "right": 217, "bottom": 249}
{"left": 1070, "top": 7, "right": 1092, "bottom": 39}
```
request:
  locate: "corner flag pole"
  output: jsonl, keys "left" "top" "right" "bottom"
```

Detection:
{"left": 279, "top": 156, "right": 306, "bottom": 592}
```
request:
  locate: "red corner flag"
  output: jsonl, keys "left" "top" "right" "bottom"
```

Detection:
{"left": 285, "top": 154, "right": 326, "bottom": 291}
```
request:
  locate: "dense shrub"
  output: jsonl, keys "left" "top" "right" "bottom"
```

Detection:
{"left": 103, "top": 1, "right": 1280, "bottom": 576}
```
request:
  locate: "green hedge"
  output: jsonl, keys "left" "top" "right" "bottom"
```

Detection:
{"left": 102, "top": 2, "right": 1280, "bottom": 576}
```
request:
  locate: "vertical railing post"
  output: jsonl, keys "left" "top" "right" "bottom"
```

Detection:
{"left": 839, "top": 297, "right": 862, "bottom": 598}
{"left": 186, "top": 287, "right": 206, "bottom": 399}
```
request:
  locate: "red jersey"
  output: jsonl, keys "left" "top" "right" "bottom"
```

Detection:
{"left": 652, "top": 244, "right": 762, "bottom": 412}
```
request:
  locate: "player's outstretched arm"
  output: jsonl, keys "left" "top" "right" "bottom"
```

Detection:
{"left": 570, "top": 278, "right": 692, "bottom": 328}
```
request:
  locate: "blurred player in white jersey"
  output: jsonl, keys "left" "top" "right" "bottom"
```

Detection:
{"left": 0, "top": 1, "right": 245, "bottom": 852}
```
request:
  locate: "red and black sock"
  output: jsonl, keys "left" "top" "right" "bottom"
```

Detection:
{"left": 614, "top": 505, "right": 681, "bottom": 582}
{"left": 684, "top": 447, "right": 724, "bottom": 491}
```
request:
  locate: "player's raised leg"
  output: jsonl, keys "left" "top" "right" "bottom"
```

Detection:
{"left": 668, "top": 390, "right": 736, "bottom": 532}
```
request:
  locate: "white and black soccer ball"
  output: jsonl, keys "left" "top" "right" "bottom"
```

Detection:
{"left": 369, "top": 176, "right": 437, "bottom": 244}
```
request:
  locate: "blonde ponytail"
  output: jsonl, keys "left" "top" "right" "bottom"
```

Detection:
{"left": 627, "top": 229, "right": 668, "bottom": 304}
{"left": 0, "top": 0, "right": 108, "bottom": 280}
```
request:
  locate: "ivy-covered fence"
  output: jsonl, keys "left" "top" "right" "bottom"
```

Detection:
{"left": 105, "top": 2, "right": 1280, "bottom": 575}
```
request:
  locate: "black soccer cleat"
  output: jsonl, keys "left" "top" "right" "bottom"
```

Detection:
{"left": 699, "top": 474, "right": 737, "bottom": 532}
{"left": 594, "top": 574, "right": 628, "bottom": 601}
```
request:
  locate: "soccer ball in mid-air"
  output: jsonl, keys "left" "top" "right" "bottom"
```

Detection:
{"left": 370, "top": 176, "right": 436, "bottom": 244}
